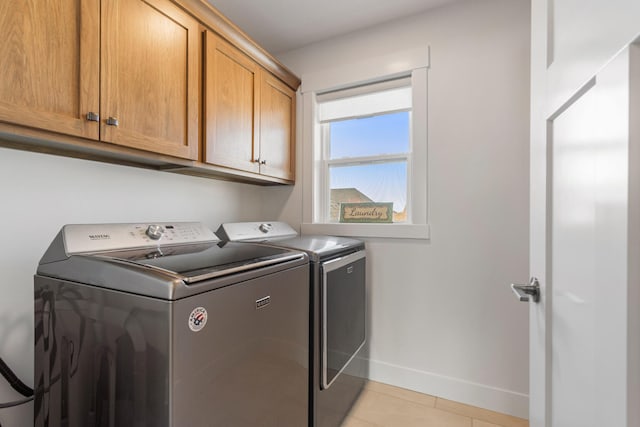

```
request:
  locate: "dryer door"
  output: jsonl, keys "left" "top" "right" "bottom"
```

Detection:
{"left": 321, "top": 250, "right": 366, "bottom": 389}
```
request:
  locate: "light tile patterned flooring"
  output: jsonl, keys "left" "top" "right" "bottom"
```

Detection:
{"left": 341, "top": 381, "right": 529, "bottom": 427}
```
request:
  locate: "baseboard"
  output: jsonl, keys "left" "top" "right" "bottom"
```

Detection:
{"left": 345, "top": 356, "right": 529, "bottom": 419}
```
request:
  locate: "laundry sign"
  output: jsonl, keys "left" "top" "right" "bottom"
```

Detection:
{"left": 339, "top": 202, "right": 393, "bottom": 223}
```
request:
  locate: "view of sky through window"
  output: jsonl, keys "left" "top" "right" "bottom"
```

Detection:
{"left": 328, "top": 112, "right": 409, "bottom": 220}
{"left": 329, "top": 112, "right": 409, "bottom": 158}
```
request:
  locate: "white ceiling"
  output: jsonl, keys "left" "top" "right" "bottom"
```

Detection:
{"left": 207, "top": 0, "right": 460, "bottom": 54}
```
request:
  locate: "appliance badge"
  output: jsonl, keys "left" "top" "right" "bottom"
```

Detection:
{"left": 188, "top": 307, "right": 208, "bottom": 332}
{"left": 88, "top": 234, "right": 111, "bottom": 240}
{"left": 256, "top": 296, "right": 271, "bottom": 310}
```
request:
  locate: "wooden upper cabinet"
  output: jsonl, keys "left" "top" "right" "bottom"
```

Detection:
{"left": 101, "top": 0, "right": 199, "bottom": 159}
{"left": 259, "top": 73, "right": 295, "bottom": 181}
{"left": 0, "top": 0, "right": 100, "bottom": 140}
{"left": 204, "top": 31, "right": 260, "bottom": 173}
{"left": 0, "top": 0, "right": 299, "bottom": 182}
{"left": 204, "top": 30, "right": 296, "bottom": 182}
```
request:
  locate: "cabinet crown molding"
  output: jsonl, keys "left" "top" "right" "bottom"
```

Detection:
{"left": 174, "top": 0, "right": 301, "bottom": 90}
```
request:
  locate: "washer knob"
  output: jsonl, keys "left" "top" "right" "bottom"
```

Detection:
{"left": 146, "top": 224, "right": 164, "bottom": 240}
{"left": 258, "top": 223, "right": 272, "bottom": 234}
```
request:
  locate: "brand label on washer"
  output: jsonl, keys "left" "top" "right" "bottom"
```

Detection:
{"left": 188, "top": 307, "right": 208, "bottom": 332}
{"left": 256, "top": 296, "right": 270, "bottom": 309}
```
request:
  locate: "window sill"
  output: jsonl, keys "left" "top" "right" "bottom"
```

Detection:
{"left": 301, "top": 223, "right": 430, "bottom": 240}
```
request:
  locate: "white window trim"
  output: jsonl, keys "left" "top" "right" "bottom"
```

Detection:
{"left": 300, "top": 47, "right": 430, "bottom": 240}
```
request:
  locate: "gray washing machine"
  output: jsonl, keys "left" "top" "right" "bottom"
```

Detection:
{"left": 216, "top": 222, "right": 368, "bottom": 427}
{"left": 34, "top": 222, "right": 309, "bottom": 427}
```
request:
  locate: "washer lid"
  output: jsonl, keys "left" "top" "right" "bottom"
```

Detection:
{"left": 261, "top": 235, "right": 365, "bottom": 261}
{"left": 93, "top": 241, "right": 303, "bottom": 283}
{"left": 216, "top": 221, "right": 365, "bottom": 261}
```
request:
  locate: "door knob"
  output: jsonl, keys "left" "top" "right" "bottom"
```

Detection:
{"left": 511, "top": 277, "right": 540, "bottom": 303}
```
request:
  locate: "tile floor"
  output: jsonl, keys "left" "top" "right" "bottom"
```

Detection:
{"left": 341, "top": 381, "right": 529, "bottom": 427}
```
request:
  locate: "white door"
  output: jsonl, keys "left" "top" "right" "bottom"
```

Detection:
{"left": 526, "top": 43, "right": 640, "bottom": 427}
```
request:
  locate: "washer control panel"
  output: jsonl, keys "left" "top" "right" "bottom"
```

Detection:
{"left": 63, "top": 222, "right": 218, "bottom": 254}
{"left": 216, "top": 221, "right": 298, "bottom": 242}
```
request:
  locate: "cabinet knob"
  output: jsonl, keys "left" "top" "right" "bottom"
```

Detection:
{"left": 260, "top": 159, "right": 267, "bottom": 165}
{"left": 86, "top": 112, "right": 100, "bottom": 122}
{"left": 106, "top": 117, "right": 119, "bottom": 127}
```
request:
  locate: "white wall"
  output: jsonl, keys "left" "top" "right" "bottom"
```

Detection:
{"left": 0, "top": 147, "right": 272, "bottom": 426}
{"left": 267, "top": 0, "right": 531, "bottom": 417}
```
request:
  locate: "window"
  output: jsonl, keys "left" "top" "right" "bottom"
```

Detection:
{"left": 300, "top": 48, "right": 430, "bottom": 239}
{"left": 318, "top": 79, "right": 412, "bottom": 224}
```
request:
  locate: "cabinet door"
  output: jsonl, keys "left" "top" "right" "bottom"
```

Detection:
{"left": 204, "top": 31, "right": 260, "bottom": 174}
{"left": 259, "top": 73, "right": 295, "bottom": 181}
{"left": 101, "top": 0, "right": 199, "bottom": 159}
{"left": 0, "top": 0, "right": 100, "bottom": 139}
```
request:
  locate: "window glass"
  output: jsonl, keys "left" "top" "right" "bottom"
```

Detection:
{"left": 329, "top": 112, "right": 410, "bottom": 159}
{"left": 329, "top": 161, "right": 408, "bottom": 223}
{"left": 321, "top": 85, "right": 412, "bottom": 225}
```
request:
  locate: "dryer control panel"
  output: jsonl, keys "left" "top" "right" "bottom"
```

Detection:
{"left": 216, "top": 221, "right": 298, "bottom": 242}
{"left": 63, "top": 222, "right": 218, "bottom": 254}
